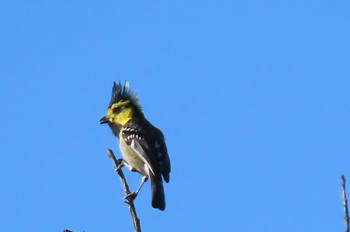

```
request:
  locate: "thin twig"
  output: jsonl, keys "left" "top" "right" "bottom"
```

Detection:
{"left": 107, "top": 149, "right": 141, "bottom": 232}
{"left": 342, "top": 175, "right": 349, "bottom": 232}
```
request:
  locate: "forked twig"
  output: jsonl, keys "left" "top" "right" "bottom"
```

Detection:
{"left": 107, "top": 149, "right": 141, "bottom": 232}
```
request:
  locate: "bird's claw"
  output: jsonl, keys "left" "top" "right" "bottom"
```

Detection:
{"left": 124, "top": 192, "right": 137, "bottom": 203}
{"left": 116, "top": 159, "right": 125, "bottom": 171}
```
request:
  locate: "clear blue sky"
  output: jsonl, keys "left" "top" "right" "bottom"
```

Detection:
{"left": 1, "top": 1, "right": 350, "bottom": 231}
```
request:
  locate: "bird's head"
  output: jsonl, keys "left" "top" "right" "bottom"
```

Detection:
{"left": 99, "top": 81, "right": 142, "bottom": 127}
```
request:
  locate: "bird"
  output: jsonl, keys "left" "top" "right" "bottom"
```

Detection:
{"left": 99, "top": 81, "right": 171, "bottom": 211}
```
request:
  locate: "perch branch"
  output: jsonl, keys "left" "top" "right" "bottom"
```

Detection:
{"left": 107, "top": 149, "right": 141, "bottom": 232}
{"left": 342, "top": 175, "right": 349, "bottom": 232}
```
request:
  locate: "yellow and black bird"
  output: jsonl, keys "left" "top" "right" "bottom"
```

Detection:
{"left": 99, "top": 81, "right": 171, "bottom": 211}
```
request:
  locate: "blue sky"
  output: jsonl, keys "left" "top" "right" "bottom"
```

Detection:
{"left": 1, "top": 1, "right": 350, "bottom": 231}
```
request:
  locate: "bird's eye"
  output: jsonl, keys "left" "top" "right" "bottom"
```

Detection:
{"left": 113, "top": 106, "right": 122, "bottom": 114}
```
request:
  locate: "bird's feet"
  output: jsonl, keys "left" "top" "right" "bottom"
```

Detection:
{"left": 116, "top": 158, "right": 125, "bottom": 171}
{"left": 124, "top": 192, "right": 138, "bottom": 203}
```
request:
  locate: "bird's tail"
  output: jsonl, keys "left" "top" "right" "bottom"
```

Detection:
{"left": 150, "top": 175, "right": 165, "bottom": 211}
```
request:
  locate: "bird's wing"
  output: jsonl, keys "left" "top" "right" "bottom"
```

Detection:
{"left": 122, "top": 123, "right": 171, "bottom": 182}
{"left": 151, "top": 127, "right": 171, "bottom": 183}
{"left": 122, "top": 127, "right": 155, "bottom": 176}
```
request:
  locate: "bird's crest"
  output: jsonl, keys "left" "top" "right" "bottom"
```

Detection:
{"left": 109, "top": 81, "right": 139, "bottom": 108}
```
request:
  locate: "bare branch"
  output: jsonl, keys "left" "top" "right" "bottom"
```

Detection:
{"left": 342, "top": 175, "right": 349, "bottom": 232}
{"left": 107, "top": 149, "right": 141, "bottom": 232}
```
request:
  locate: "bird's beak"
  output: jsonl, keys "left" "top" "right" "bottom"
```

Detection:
{"left": 99, "top": 115, "right": 109, "bottom": 124}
